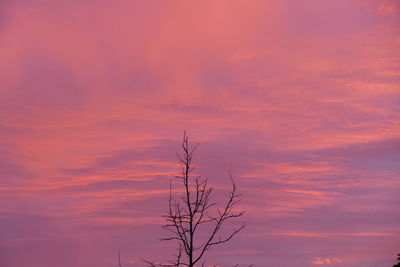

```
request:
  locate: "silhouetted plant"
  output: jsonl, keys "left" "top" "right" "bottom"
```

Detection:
{"left": 141, "top": 132, "right": 246, "bottom": 267}
{"left": 393, "top": 253, "right": 400, "bottom": 267}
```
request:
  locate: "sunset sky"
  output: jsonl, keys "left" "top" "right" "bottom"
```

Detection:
{"left": 1, "top": 1, "right": 400, "bottom": 266}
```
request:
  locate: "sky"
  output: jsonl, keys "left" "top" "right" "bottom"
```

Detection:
{"left": 0, "top": 0, "right": 399, "bottom": 266}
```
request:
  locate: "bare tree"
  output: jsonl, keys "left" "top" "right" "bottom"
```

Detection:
{"left": 142, "top": 133, "right": 246, "bottom": 267}
{"left": 393, "top": 253, "right": 400, "bottom": 267}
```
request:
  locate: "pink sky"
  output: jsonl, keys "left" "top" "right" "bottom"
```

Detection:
{"left": 0, "top": 1, "right": 399, "bottom": 266}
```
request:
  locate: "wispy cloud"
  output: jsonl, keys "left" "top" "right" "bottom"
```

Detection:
{"left": 1, "top": 0, "right": 399, "bottom": 266}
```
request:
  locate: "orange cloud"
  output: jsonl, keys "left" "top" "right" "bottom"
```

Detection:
{"left": 312, "top": 257, "right": 346, "bottom": 265}
{"left": 378, "top": 4, "right": 397, "bottom": 15}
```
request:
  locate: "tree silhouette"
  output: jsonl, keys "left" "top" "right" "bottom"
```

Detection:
{"left": 142, "top": 133, "right": 246, "bottom": 267}
{"left": 393, "top": 253, "right": 400, "bottom": 267}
